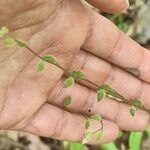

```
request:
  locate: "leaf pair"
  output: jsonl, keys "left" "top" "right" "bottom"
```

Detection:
{"left": 83, "top": 114, "right": 103, "bottom": 144}
{"left": 64, "top": 71, "right": 86, "bottom": 88}
{"left": 97, "top": 84, "right": 113, "bottom": 102}
{"left": 129, "top": 99, "right": 143, "bottom": 117}
{"left": 37, "top": 55, "right": 56, "bottom": 72}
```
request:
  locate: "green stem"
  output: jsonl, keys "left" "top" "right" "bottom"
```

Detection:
{"left": 14, "top": 39, "right": 150, "bottom": 114}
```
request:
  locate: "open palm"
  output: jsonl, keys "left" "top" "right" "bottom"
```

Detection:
{"left": 0, "top": 0, "right": 150, "bottom": 144}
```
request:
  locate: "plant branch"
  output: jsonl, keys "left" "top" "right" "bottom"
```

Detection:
{"left": 17, "top": 41, "right": 150, "bottom": 114}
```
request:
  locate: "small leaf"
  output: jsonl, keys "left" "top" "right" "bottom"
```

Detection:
{"left": 129, "top": 106, "right": 137, "bottom": 117}
{"left": 84, "top": 119, "right": 90, "bottom": 130}
{"left": 16, "top": 39, "right": 27, "bottom": 47}
{"left": 64, "top": 77, "right": 74, "bottom": 88}
{"left": 97, "top": 89, "right": 106, "bottom": 101}
{"left": 91, "top": 114, "right": 102, "bottom": 122}
{"left": 0, "top": 26, "right": 9, "bottom": 37}
{"left": 4, "top": 37, "right": 16, "bottom": 45}
{"left": 43, "top": 55, "right": 56, "bottom": 63}
{"left": 64, "top": 97, "right": 72, "bottom": 107}
{"left": 71, "top": 71, "right": 86, "bottom": 80}
{"left": 99, "top": 84, "right": 113, "bottom": 92}
{"left": 82, "top": 131, "right": 93, "bottom": 144}
{"left": 96, "top": 130, "right": 103, "bottom": 140}
{"left": 133, "top": 99, "right": 143, "bottom": 107}
{"left": 37, "top": 61, "right": 45, "bottom": 72}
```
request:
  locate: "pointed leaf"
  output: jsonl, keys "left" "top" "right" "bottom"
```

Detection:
{"left": 96, "top": 130, "right": 103, "bottom": 140}
{"left": 43, "top": 55, "right": 56, "bottom": 63}
{"left": 129, "top": 106, "right": 137, "bottom": 117}
{"left": 71, "top": 71, "right": 86, "bottom": 80}
{"left": 97, "top": 89, "right": 106, "bottom": 101}
{"left": 99, "top": 84, "right": 113, "bottom": 92}
{"left": 64, "top": 97, "right": 72, "bottom": 107}
{"left": 37, "top": 61, "right": 45, "bottom": 72}
{"left": 84, "top": 119, "right": 90, "bottom": 130}
{"left": 91, "top": 114, "right": 102, "bottom": 122}
{"left": 133, "top": 99, "right": 143, "bottom": 107}
{"left": 4, "top": 37, "right": 16, "bottom": 45}
{"left": 64, "top": 77, "right": 74, "bottom": 88}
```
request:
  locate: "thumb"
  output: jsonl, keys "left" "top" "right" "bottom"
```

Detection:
{"left": 85, "top": 0, "right": 129, "bottom": 13}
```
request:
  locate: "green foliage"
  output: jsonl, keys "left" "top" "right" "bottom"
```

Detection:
{"left": 100, "top": 142, "right": 118, "bottom": 150}
{"left": 4, "top": 37, "right": 16, "bottom": 45}
{"left": 97, "top": 89, "right": 106, "bottom": 101}
{"left": 64, "top": 77, "right": 74, "bottom": 88}
{"left": 43, "top": 55, "right": 56, "bottom": 64}
{"left": 129, "top": 132, "right": 143, "bottom": 150}
{"left": 37, "top": 61, "right": 45, "bottom": 72}
{"left": 0, "top": 26, "right": 9, "bottom": 37}
{"left": 99, "top": 84, "right": 113, "bottom": 92}
{"left": 64, "top": 97, "right": 72, "bottom": 107}
{"left": 84, "top": 119, "right": 90, "bottom": 130}
{"left": 91, "top": 114, "right": 102, "bottom": 122}
{"left": 132, "top": 99, "right": 143, "bottom": 107}
{"left": 109, "top": 14, "right": 129, "bottom": 33}
{"left": 82, "top": 130, "right": 93, "bottom": 144}
{"left": 16, "top": 39, "right": 27, "bottom": 47}
{"left": 96, "top": 130, "right": 103, "bottom": 140}
{"left": 71, "top": 71, "right": 86, "bottom": 80}
{"left": 129, "top": 106, "right": 137, "bottom": 117}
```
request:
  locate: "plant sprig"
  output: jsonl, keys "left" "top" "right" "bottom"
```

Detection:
{"left": 1, "top": 26, "right": 150, "bottom": 144}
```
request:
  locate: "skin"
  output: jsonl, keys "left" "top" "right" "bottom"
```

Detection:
{"left": 0, "top": 0, "right": 150, "bottom": 144}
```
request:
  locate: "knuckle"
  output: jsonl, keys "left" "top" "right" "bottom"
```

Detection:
{"left": 107, "top": 31, "right": 125, "bottom": 60}
{"left": 51, "top": 110, "right": 68, "bottom": 138}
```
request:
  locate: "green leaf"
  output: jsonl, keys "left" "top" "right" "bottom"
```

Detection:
{"left": 99, "top": 84, "right": 113, "bottom": 92}
{"left": 43, "top": 55, "right": 56, "bottom": 63}
{"left": 16, "top": 39, "right": 27, "bottom": 47}
{"left": 129, "top": 132, "right": 143, "bottom": 150}
{"left": 64, "top": 97, "right": 72, "bottom": 107}
{"left": 69, "top": 142, "right": 85, "bottom": 150}
{"left": 97, "top": 89, "right": 106, "bottom": 101}
{"left": 82, "top": 131, "right": 93, "bottom": 144}
{"left": 100, "top": 142, "right": 118, "bottom": 150}
{"left": 84, "top": 119, "right": 90, "bottom": 130}
{"left": 91, "top": 114, "right": 102, "bottom": 122}
{"left": 64, "top": 77, "right": 74, "bottom": 88}
{"left": 71, "top": 71, "right": 86, "bottom": 80}
{"left": 129, "top": 106, "right": 137, "bottom": 117}
{"left": 4, "top": 37, "right": 16, "bottom": 45}
{"left": 96, "top": 130, "right": 103, "bottom": 140}
{"left": 0, "top": 26, "right": 9, "bottom": 37}
{"left": 132, "top": 99, "right": 143, "bottom": 107}
{"left": 37, "top": 61, "right": 45, "bottom": 72}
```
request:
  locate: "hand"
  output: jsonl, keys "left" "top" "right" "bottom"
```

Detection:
{"left": 0, "top": 0, "right": 149, "bottom": 144}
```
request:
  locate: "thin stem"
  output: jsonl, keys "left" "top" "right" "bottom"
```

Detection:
{"left": 93, "top": 120, "right": 104, "bottom": 135}
{"left": 13, "top": 38, "right": 150, "bottom": 114}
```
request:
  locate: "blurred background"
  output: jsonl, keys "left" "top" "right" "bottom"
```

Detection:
{"left": 0, "top": 0, "right": 150, "bottom": 150}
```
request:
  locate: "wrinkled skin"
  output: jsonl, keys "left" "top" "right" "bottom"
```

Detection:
{"left": 0, "top": 0, "right": 150, "bottom": 144}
